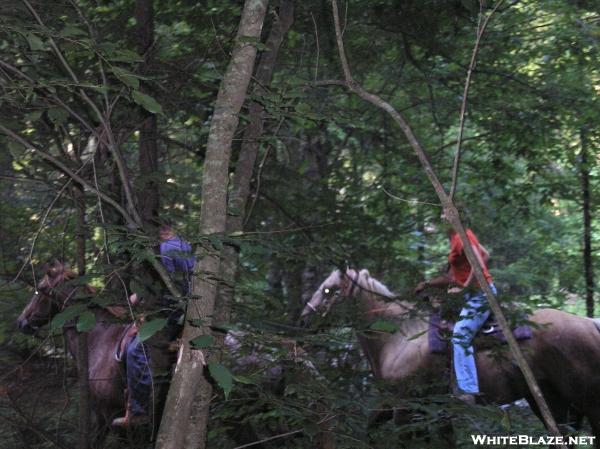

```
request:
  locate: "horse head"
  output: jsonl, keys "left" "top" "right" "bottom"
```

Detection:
{"left": 299, "top": 268, "right": 365, "bottom": 323}
{"left": 300, "top": 268, "right": 402, "bottom": 327}
{"left": 17, "top": 261, "right": 77, "bottom": 333}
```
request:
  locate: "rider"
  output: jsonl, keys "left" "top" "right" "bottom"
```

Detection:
{"left": 159, "top": 224, "right": 195, "bottom": 295}
{"left": 415, "top": 214, "right": 495, "bottom": 404}
{"left": 159, "top": 224, "right": 195, "bottom": 339}
{"left": 112, "top": 293, "right": 152, "bottom": 428}
{"left": 112, "top": 225, "right": 194, "bottom": 427}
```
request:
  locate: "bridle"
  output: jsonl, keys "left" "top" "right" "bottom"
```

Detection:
{"left": 305, "top": 302, "right": 318, "bottom": 314}
{"left": 318, "top": 269, "right": 361, "bottom": 317}
{"left": 29, "top": 282, "right": 79, "bottom": 326}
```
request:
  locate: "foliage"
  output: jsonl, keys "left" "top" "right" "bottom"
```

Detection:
{"left": 0, "top": 0, "right": 598, "bottom": 447}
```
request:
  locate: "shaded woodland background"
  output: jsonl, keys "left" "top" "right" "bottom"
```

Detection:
{"left": 0, "top": 0, "right": 599, "bottom": 447}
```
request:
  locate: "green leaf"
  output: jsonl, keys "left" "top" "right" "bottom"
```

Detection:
{"left": 233, "top": 374, "right": 257, "bottom": 385}
{"left": 369, "top": 320, "right": 398, "bottom": 333}
{"left": 60, "top": 25, "right": 87, "bottom": 38}
{"left": 304, "top": 423, "right": 320, "bottom": 440}
{"left": 298, "top": 159, "right": 311, "bottom": 175}
{"left": 109, "top": 49, "right": 145, "bottom": 63}
{"left": 51, "top": 304, "right": 87, "bottom": 330}
{"left": 407, "top": 329, "right": 428, "bottom": 341}
{"left": 210, "top": 322, "right": 240, "bottom": 333}
{"left": 76, "top": 311, "right": 96, "bottom": 332}
{"left": 501, "top": 409, "right": 511, "bottom": 431}
{"left": 112, "top": 67, "right": 140, "bottom": 89}
{"left": 203, "top": 234, "right": 223, "bottom": 250}
{"left": 8, "top": 141, "right": 26, "bottom": 159}
{"left": 190, "top": 335, "right": 213, "bottom": 349}
{"left": 48, "top": 107, "right": 69, "bottom": 124}
{"left": 137, "top": 318, "right": 167, "bottom": 342}
{"left": 25, "top": 110, "right": 43, "bottom": 122}
{"left": 26, "top": 33, "right": 44, "bottom": 51}
{"left": 132, "top": 90, "right": 163, "bottom": 114}
{"left": 188, "top": 318, "right": 204, "bottom": 327}
{"left": 209, "top": 362, "right": 234, "bottom": 399}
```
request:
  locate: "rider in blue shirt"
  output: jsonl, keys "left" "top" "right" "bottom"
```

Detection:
{"left": 159, "top": 224, "right": 195, "bottom": 295}
{"left": 112, "top": 226, "right": 194, "bottom": 428}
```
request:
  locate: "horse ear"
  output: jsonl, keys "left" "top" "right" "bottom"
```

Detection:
{"left": 47, "top": 259, "right": 64, "bottom": 278}
{"left": 339, "top": 268, "right": 357, "bottom": 296}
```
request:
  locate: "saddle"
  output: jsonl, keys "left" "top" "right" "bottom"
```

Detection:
{"left": 428, "top": 312, "right": 532, "bottom": 354}
{"left": 113, "top": 323, "right": 138, "bottom": 362}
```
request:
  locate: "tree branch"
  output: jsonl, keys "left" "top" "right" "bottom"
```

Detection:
{"left": 21, "top": 0, "right": 143, "bottom": 227}
{"left": 449, "top": 0, "right": 505, "bottom": 201}
{"left": 0, "top": 124, "right": 132, "bottom": 224}
{"left": 0, "top": 60, "right": 101, "bottom": 140}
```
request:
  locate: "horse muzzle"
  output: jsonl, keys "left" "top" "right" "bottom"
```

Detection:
{"left": 17, "top": 317, "right": 37, "bottom": 334}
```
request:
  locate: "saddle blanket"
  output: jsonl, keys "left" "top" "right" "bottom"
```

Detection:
{"left": 428, "top": 313, "right": 532, "bottom": 354}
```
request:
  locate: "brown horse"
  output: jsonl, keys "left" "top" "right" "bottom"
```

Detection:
{"left": 16, "top": 262, "right": 169, "bottom": 446}
{"left": 16, "top": 262, "right": 329, "bottom": 448}
{"left": 301, "top": 268, "right": 600, "bottom": 444}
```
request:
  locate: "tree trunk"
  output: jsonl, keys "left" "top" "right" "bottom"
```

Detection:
{"left": 580, "top": 128, "right": 594, "bottom": 317}
{"left": 73, "top": 184, "right": 90, "bottom": 449}
{"left": 155, "top": 2, "right": 269, "bottom": 448}
{"left": 215, "top": 0, "right": 294, "bottom": 330}
{"left": 135, "top": 0, "right": 160, "bottom": 231}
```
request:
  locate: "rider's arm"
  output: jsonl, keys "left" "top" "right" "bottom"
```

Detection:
{"left": 479, "top": 244, "right": 490, "bottom": 264}
{"left": 160, "top": 243, "right": 175, "bottom": 274}
{"left": 415, "top": 273, "right": 452, "bottom": 294}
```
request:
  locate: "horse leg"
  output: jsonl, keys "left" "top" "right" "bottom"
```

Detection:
{"left": 90, "top": 410, "right": 111, "bottom": 449}
{"left": 585, "top": 409, "right": 600, "bottom": 448}
{"left": 525, "top": 388, "right": 585, "bottom": 449}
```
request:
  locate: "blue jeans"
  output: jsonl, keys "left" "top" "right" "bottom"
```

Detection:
{"left": 126, "top": 336, "right": 152, "bottom": 416}
{"left": 452, "top": 283, "right": 497, "bottom": 394}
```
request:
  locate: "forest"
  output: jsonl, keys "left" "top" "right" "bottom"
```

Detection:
{"left": 0, "top": 0, "right": 599, "bottom": 448}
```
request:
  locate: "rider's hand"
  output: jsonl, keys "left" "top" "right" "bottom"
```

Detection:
{"left": 129, "top": 293, "right": 140, "bottom": 306}
{"left": 415, "top": 281, "right": 428, "bottom": 294}
{"left": 447, "top": 286, "right": 463, "bottom": 294}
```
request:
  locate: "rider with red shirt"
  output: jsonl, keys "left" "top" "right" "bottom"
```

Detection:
{"left": 416, "top": 223, "right": 495, "bottom": 404}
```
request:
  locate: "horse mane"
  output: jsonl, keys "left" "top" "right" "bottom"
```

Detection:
{"left": 353, "top": 269, "right": 415, "bottom": 318}
{"left": 38, "top": 261, "right": 97, "bottom": 298}
{"left": 39, "top": 262, "right": 78, "bottom": 290}
{"left": 355, "top": 269, "right": 396, "bottom": 299}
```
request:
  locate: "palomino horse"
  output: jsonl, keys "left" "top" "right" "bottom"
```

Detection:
{"left": 301, "top": 268, "right": 600, "bottom": 444}
{"left": 16, "top": 262, "right": 170, "bottom": 446}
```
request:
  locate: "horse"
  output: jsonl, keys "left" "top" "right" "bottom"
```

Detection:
{"left": 300, "top": 268, "right": 600, "bottom": 445}
{"left": 16, "top": 262, "right": 171, "bottom": 447}
{"left": 16, "top": 262, "right": 332, "bottom": 448}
